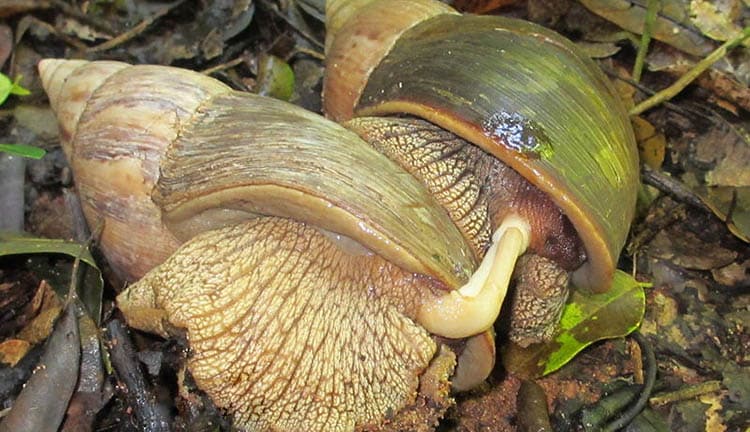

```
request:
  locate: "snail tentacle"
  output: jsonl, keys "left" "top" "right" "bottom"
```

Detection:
{"left": 418, "top": 214, "right": 531, "bottom": 339}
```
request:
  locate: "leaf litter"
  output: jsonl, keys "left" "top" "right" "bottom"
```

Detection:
{"left": 0, "top": 0, "right": 749, "bottom": 430}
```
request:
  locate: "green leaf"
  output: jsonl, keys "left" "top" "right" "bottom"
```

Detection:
{"left": 10, "top": 76, "right": 31, "bottom": 96}
{"left": 0, "top": 143, "right": 47, "bottom": 159}
{"left": 0, "top": 232, "right": 104, "bottom": 323}
{"left": 0, "top": 73, "right": 30, "bottom": 105}
{"left": 254, "top": 54, "right": 295, "bottom": 101}
{"left": 502, "top": 270, "right": 647, "bottom": 378}
{"left": 0, "top": 73, "right": 12, "bottom": 105}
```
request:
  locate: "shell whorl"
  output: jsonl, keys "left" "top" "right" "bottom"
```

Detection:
{"left": 38, "top": 59, "right": 233, "bottom": 281}
{"left": 38, "top": 59, "right": 129, "bottom": 157}
{"left": 323, "top": 0, "right": 456, "bottom": 121}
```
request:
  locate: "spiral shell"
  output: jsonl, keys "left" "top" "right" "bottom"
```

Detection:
{"left": 325, "top": 2, "right": 639, "bottom": 293}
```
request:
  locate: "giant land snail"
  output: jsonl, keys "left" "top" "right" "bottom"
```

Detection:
{"left": 38, "top": 0, "right": 639, "bottom": 430}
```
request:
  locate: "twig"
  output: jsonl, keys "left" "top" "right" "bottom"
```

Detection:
{"left": 200, "top": 57, "right": 245, "bottom": 75}
{"left": 106, "top": 319, "right": 171, "bottom": 432}
{"left": 630, "top": 336, "right": 644, "bottom": 384}
{"left": 23, "top": 16, "right": 89, "bottom": 51}
{"left": 602, "top": 332, "right": 657, "bottom": 431}
{"left": 87, "top": 0, "right": 185, "bottom": 53}
{"left": 641, "top": 165, "right": 711, "bottom": 212}
{"left": 66, "top": 248, "right": 82, "bottom": 305}
{"left": 650, "top": 380, "right": 722, "bottom": 406}
{"left": 289, "top": 46, "right": 325, "bottom": 61}
{"left": 49, "top": 0, "right": 116, "bottom": 36}
{"left": 258, "top": 0, "right": 325, "bottom": 50}
{"left": 725, "top": 189, "right": 738, "bottom": 226}
{"left": 602, "top": 66, "right": 693, "bottom": 117}
{"left": 632, "top": 0, "right": 658, "bottom": 82}
{"left": 630, "top": 26, "right": 750, "bottom": 115}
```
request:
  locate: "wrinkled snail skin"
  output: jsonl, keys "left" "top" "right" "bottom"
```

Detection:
{"left": 346, "top": 116, "right": 585, "bottom": 340}
{"left": 39, "top": 59, "right": 482, "bottom": 431}
{"left": 117, "top": 218, "right": 442, "bottom": 432}
{"left": 39, "top": 0, "right": 639, "bottom": 429}
{"left": 326, "top": 0, "right": 639, "bottom": 294}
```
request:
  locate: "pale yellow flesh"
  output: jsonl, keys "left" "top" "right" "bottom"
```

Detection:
{"left": 418, "top": 214, "right": 531, "bottom": 339}
{"left": 451, "top": 330, "right": 495, "bottom": 392}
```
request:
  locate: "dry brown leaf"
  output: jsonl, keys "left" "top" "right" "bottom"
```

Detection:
{"left": 17, "top": 281, "right": 62, "bottom": 345}
{"left": 647, "top": 228, "right": 738, "bottom": 270}
{"left": 689, "top": 0, "right": 746, "bottom": 44}
{"left": 632, "top": 116, "right": 666, "bottom": 169}
{"left": 0, "top": 339, "right": 31, "bottom": 366}
{"left": 0, "top": 0, "right": 51, "bottom": 18}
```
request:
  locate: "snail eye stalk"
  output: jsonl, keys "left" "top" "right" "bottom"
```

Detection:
{"left": 418, "top": 214, "right": 531, "bottom": 339}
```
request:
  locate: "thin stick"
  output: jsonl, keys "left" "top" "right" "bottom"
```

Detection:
{"left": 603, "top": 66, "right": 715, "bottom": 120}
{"left": 632, "top": 0, "right": 658, "bottom": 83}
{"left": 258, "top": 0, "right": 325, "bottom": 50}
{"left": 650, "top": 380, "right": 722, "bottom": 406}
{"left": 290, "top": 47, "right": 326, "bottom": 61}
{"left": 87, "top": 0, "right": 185, "bottom": 53}
{"left": 106, "top": 319, "right": 171, "bottom": 431}
{"left": 201, "top": 57, "right": 245, "bottom": 75}
{"left": 641, "top": 165, "right": 711, "bottom": 212}
{"left": 49, "top": 0, "right": 116, "bottom": 36}
{"left": 631, "top": 26, "right": 750, "bottom": 115}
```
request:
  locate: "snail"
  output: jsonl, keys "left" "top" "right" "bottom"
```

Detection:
{"left": 37, "top": 0, "right": 638, "bottom": 430}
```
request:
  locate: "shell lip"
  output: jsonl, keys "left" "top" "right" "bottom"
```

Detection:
{"left": 349, "top": 14, "right": 640, "bottom": 292}
{"left": 356, "top": 100, "right": 630, "bottom": 293}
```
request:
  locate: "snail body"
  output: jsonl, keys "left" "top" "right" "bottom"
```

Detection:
{"left": 326, "top": 0, "right": 638, "bottom": 292}
{"left": 39, "top": 1, "right": 638, "bottom": 430}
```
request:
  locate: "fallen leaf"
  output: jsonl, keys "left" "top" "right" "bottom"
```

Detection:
{"left": 0, "top": 302, "right": 80, "bottom": 431}
{"left": 696, "top": 186, "right": 750, "bottom": 242}
{"left": 646, "top": 56, "right": 750, "bottom": 113}
{"left": 57, "top": 17, "right": 110, "bottom": 42}
{"left": 700, "top": 392, "right": 728, "bottom": 432}
{"left": 254, "top": 54, "right": 295, "bottom": 101}
{"left": 13, "top": 105, "right": 60, "bottom": 140}
{"left": 689, "top": 0, "right": 746, "bottom": 44}
{"left": 16, "top": 282, "right": 62, "bottom": 345}
{"left": 502, "top": 270, "right": 646, "bottom": 378}
{"left": 711, "top": 258, "right": 750, "bottom": 286}
{"left": 647, "top": 228, "right": 738, "bottom": 269}
{"left": 578, "top": 0, "right": 716, "bottom": 56}
{"left": 0, "top": 232, "right": 103, "bottom": 322}
{"left": 633, "top": 116, "right": 666, "bottom": 169}
{"left": 0, "top": 339, "right": 30, "bottom": 366}
{"left": 575, "top": 41, "right": 623, "bottom": 58}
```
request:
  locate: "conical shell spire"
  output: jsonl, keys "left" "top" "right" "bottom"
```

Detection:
{"left": 38, "top": 59, "right": 129, "bottom": 156}
{"left": 37, "top": 59, "right": 233, "bottom": 281}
